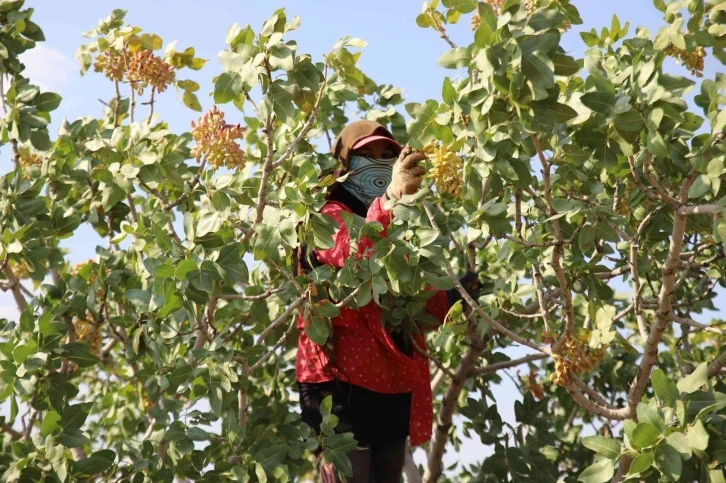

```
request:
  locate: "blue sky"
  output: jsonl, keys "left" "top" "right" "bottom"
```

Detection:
{"left": 2, "top": 0, "right": 723, "bottom": 473}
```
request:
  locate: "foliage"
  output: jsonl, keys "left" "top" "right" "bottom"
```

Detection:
{"left": 0, "top": 0, "right": 725, "bottom": 482}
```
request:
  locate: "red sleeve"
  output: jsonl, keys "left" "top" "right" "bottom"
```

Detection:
{"left": 314, "top": 198, "right": 392, "bottom": 268}
{"left": 425, "top": 290, "right": 450, "bottom": 328}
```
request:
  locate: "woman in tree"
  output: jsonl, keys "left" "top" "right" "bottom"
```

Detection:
{"left": 296, "top": 120, "right": 475, "bottom": 482}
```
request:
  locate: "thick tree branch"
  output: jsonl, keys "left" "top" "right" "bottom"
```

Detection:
{"left": 423, "top": 320, "right": 485, "bottom": 483}
{"left": 670, "top": 315, "right": 724, "bottom": 336}
{"left": 1, "top": 265, "right": 28, "bottom": 312}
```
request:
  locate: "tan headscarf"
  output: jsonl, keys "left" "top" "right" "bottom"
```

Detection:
{"left": 332, "top": 120, "right": 399, "bottom": 168}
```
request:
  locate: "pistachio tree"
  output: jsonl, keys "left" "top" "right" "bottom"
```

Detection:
{"left": 0, "top": 0, "right": 725, "bottom": 482}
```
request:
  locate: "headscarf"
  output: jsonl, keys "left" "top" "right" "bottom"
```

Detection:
{"left": 332, "top": 120, "right": 401, "bottom": 206}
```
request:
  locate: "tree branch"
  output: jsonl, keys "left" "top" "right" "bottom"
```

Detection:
{"left": 254, "top": 295, "right": 306, "bottom": 346}
{"left": 472, "top": 353, "right": 547, "bottom": 376}
{"left": 1, "top": 265, "right": 28, "bottom": 312}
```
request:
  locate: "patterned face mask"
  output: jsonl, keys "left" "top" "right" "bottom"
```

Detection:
{"left": 340, "top": 155, "right": 397, "bottom": 206}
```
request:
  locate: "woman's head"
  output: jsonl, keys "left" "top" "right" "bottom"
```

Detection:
{"left": 333, "top": 120, "right": 402, "bottom": 206}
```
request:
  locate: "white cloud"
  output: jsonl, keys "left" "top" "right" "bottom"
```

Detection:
{"left": 18, "top": 44, "right": 73, "bottom": 91}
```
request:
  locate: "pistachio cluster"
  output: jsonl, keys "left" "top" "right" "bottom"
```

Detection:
{"left": 549, "top": 335, "right": 607, "bottom": 387}
{"left": 18, "top": 148, "right": 43, "bottom": 179}
{"left": 126, "top": 49, "right": 175, "bottom": 94}
{"left": 421, "top": 142, "right": 463, "bottom": 198}
{"left": 664, "top": 45, "right": 706, "bottom": 77}
{"left": 190, "top": 105, "right": 246, "bottom": 170}
{"left": 93, "top": 49, "right": 126, "bottom": 82}
{"left": 72, "top": 315, "right": 102, "bottom": 356}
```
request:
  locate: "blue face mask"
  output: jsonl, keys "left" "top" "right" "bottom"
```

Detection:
{"left": 341, "top": 155, "right": 397, "bottom": 206}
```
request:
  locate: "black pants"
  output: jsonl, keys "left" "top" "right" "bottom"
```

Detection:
{"left": 319, "top": 437, "right": 407, "bottom": 483}
{"left": 298, "top": 381, "right": 411, "bottom": 482}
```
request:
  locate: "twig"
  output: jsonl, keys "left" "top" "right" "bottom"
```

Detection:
{"left": 254, "top": 295, "right": 306, "bottom": 346}
{"left": 669, "top": 315, "right": 725, "bottom": 336}
{"left": 219, "top": 286, "right": 286, "bottom": 301}
{"left": 422, "top": 202, "right": 551, "bottom": 356}
{"left": 531, "top": 135, "right": 574, "bottom": 351}
{"left": 164, "top": 158, "right": 207, "bottom": 211}
{"left": 412, "top": 339, "right": 456, "bottom": 381}
{"left": 630, "top": 242, "right": 648, "bottom": 343}
{"left": 271, "top": 62, "right": 329, "bottom": 170}
{"left": 426, "top": 5, "right": 457, "bottom": 49}
{"left": 642, "top": 152, "right": 680, "bottom": 207}
{"left": 113, "top": 80, "right": 121, "bottom": 127}
{"left": 249, "top": 317, "right": 297, "bottom": 373}
{"left": 471, "top": 353, "right": 547, "bottom": 376}
{"left": 148, "top": 86, "right": 156, "bottom": 121}
{"left": 193, "top": 296, "right": 218, "bottom": 350}
{"left": 238, "top": 359, "right": 249, "bottom": 437}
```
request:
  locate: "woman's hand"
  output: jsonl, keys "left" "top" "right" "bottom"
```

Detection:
{"left": 386, "top": 146, "right": 427, "bottom": 200}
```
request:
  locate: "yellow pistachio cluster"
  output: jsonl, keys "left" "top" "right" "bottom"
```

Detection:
{"left": 72, "top": 314, "right": 102, "bottom": 356}
{"left": 421, "top": 142, "right": 463, "bottom": 198}
{"left": 190, "top": 105, "right": 246, "bottom": 170}
{"left": 126, "top": 49, "right": 175, "bottom": 94}
{"left": 548, "top": 335, "right": 607, "bottom": 387}
{"left": 9, "top": 260, "right": 29, "bottom": 280}
{"left": 94, "top": 49, "right": 126, "bottom": 82}
{"left": 664, "top": 45, "right": 706, "bottom": 78}
{"left": 18, "top": 150, "right": 43, "bottom": 179}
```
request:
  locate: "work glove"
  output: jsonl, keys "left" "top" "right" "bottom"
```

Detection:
{"left": 386, "top": 146, "right": 427, "bottom": 200}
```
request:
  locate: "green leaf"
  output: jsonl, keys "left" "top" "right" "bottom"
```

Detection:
{"left": 677, "top": 362, "right": 708, "bottom": 394}
{"left": 474, "top": 3, "right": 498, "bottom": 47}
{"left": 686, "top": 420, "right": 709, "bottom": 451}
{"left": 197, "top": 212, "right": 222, "bottom": 237}
{"left": 41, "top": 410, "right": 61, "bottom": 436}
{"left": 183, "top": 91, "right": 202, "bottom": 111}
{"left": 654, "top": 443, "right": 682, "bottom": 482}
{"left": 33, "top": 92, "right": 62, "bottom": 112}
{"left": 688, "top": 175, "right": 711, "bottom": 199}
{"left": 581, "top": 92, "right": 616, "bottom": 113}
{"left": 552, "top": 53, "right": 580, "bottom": 76}
{"left": 577, "top": 458, "right": 614, "bottom": 483}
{"left": 310, "top": 213, "right": 336, "bottom": 250}
{"left": 60, "top": 403, "right": 92, "bottom": 432}
{"left": 582, "top": 436, "right": 620, "bottom": 459}
{"left": 71, "top": 450, "right": 115, "bottom": 478}
{"left": 12, "top": 342, "right": 36, "bottom": 364}
{"left": 666, "top": 432, "right": 691, "bottom": 458}
{"left": 61, "top": 342, "right": 100, "bottom": 368}
{"left": 631, "top": 422, "right": 661, "bottom": 449}
{"left": 652, "top": 368, "right": 678, "bottom": 407}
{"left": 214, "top": 72, "right": 243, "bottom": 104}
{"left": 522, "top": 51, "right": 554, "bottom": 89}
{"left": 175, "top": 259, "right": 198, "bottom": 280}
{"left": 579, "top": 225, "right": 596, "bottom": 253}
{"left": 438, "top": 47, "right": 471, "bottom": 69}
{"left": 322, "top": 447, "right": 353, "bottom": 478}
{"left": 613, "top": 111, "right": 643, "bottom": 131}
{"left": 628, "top": 451, "right": 654, "bottom": 475}
{"left": 125, "top": 289, "right": 151, "bottom": 310}
{"left": 304, "top": 317, "right": 330, "bottom": 346}
{"left": 637, "top": 403, "right": 665, "bottom": 433}
{"left": 30, "top": 130, "right": 52, "bottom": 151}
{"left": 443, "top": 0, "right": 478, "bottom": 13}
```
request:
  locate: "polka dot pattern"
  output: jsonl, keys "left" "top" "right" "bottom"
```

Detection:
{"left": 295, "top": 198, "right": 451, "bottom": 446}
